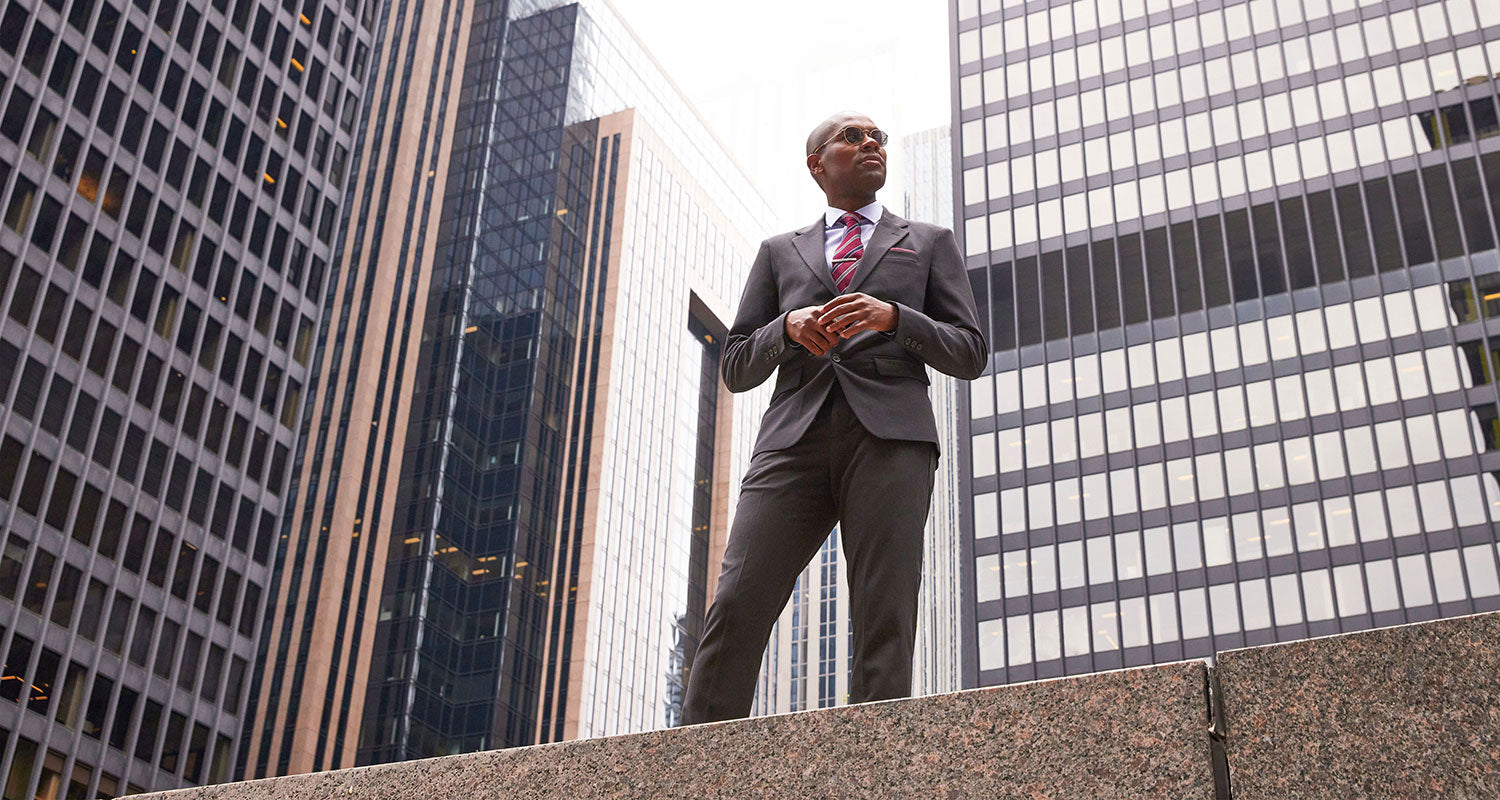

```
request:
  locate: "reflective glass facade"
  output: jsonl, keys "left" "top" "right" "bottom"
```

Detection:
{"left": 243, "top": 0, "right": 470, "bottom": 777}
{"left": 352, "top": 0, "right": 772, "bottom": 761}
{"left": 0, "top": 0, "right": 373, "bottom": 790}
{"left": 953, "top": 0, "right": 1500, "bottom": 685}
{"left": 903, "top": 125, "right": 965, "bottom": 698}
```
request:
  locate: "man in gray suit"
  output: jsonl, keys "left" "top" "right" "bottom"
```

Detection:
{"left": 681, "top": 111, "right": 987, "bottom": 724}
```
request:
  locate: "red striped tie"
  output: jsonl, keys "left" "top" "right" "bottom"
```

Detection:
{"left": 832, "top": 212, "right": 864, "bottom": 292}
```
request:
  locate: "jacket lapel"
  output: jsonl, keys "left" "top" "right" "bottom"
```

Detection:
{"left": 845, "top": 209, "right": 910, "bottom": 295}
{"left": 792, "top": 215, "right": 838, "bottom": 296}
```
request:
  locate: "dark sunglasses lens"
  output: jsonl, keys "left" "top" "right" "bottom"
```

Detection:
{"left": 840, "top": 127, "right": 888, "bottom": 146}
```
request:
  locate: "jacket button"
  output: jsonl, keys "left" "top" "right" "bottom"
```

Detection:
{"left": 831, "top": 354, "right": 842, "bottom": 363}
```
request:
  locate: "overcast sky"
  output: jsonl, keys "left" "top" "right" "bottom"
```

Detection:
{"left": 606, "top": 0, "right": 953, "bottom": 228}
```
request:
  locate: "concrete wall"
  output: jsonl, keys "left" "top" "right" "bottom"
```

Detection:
{"left": 134, "top": 611, "right": 1500, "bottom": 799}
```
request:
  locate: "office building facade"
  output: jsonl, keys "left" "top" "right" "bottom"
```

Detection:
{"left": 249, "top": 0, "right": 774, "bottom": 771}
{"left": 902, "top": 125, "right": 966, "bottom": 698}
{"left": 241, "top": 0, "right": 476, "bottom": 778}
{"left": 0, "top": 0, "right": 375, "bottom": 791}
{"left": 354, "top": 0, "right": 772, "bottom": 758}
{"left": 752, "top": 124, "right": 964, "bottom": 714}
{"left": 953, "top": 0, "right": 1500, "bottom": 686}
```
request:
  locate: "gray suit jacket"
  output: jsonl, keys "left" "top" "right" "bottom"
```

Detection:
{"left": 723, "top": 209, "right": 987, "bottom": 454}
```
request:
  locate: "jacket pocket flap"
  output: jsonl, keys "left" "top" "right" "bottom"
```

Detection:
{"left": 873, "top": 356, "right": 928, "bottom": 383}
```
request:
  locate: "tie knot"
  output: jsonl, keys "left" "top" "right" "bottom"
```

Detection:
{"left": 839, "top": 212, "right": 863, "bottom": 229}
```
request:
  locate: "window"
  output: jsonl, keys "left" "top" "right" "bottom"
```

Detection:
{"left": 130, "top": 606, "right": 156, "bottom": 666}
{"left": 974, "top": 492, "right": 996, "bottom": 539}
{"left": 1397, "top": 554, "right": 1434, "bottom": 607}
{"left": 1058, "top": 541, "right": 1084, "bottom": 589}
{"left": 977, "top": 618, "right": 1003, "bottom": 671}
{"left": 972, "top": 433, "right": 996, "bottom": 478}
{"left": 1090, "top": 601, "right": 1119, "bottom": 652}
{"left": 102, "top": 592, "right": 131, "bottom": 654}
{"left": 77, "top": 579, "right": 104, "bottom": 640}
{"left": 1144, "top": 527, "right": 1171, "bottom": 575}
{"left": 1086, "top": 536, "right": 1113, "bottom": 585}
{"left": 177, "top": 633, "right": 201, "bottom": 692}
{"left": 49, "top": 564, "right": 81, "bottom": 628}
{"left": 21, "top": 551, "right": 55, "bottom": 615}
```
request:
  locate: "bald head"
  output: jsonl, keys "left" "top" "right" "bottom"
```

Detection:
{"left": 804, "top": 111, "right": 886, "bottom": 207}
{"left": 806, "top": 111, "right": 865, "bottom": 156}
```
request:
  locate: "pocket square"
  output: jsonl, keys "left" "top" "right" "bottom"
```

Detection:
{"left": 890, "top": 247, "right": 917, "bottom": 255}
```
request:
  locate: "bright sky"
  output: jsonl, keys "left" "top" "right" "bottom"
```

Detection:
{"left": 607, "top": 0, "right": 953, "bottom": 230}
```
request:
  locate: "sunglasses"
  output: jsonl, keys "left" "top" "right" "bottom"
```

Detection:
{"left": 810, "top": 125, "right": 890, "bottom": 154}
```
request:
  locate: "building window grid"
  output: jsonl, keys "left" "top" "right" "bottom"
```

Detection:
{"left": 953, "top": 0, "right": 1500, "bottom": 235}
{"left": 0, "top": 271, "right": 277, "bottom": 561}
{"left": 789, "top": 575, "right": 807, "bottom": 712}
{"left": 962, "top": 0, "right": 1500, "bottom": 680}
{"left": 960, "top": 264, "right": 1500, "bottom": 474}
{"left": 32, "top": 0, "right": 354, "bottom": 300}
{"left": 0, "top": 456, "right": 254, "bottom": 784}
{"left": 955, "top": 0, "right": 1491, "bottom": 97}
{"left": 0, "top": 31, "right": 314, "bottom": 460}
{"left": 815, "top": 534, "right": 838, "bottom": 709}
{"left": 0, "top": 176, "right": 301, "bottom": 474}
{"left": 978, "top": 542, "right": 1500, "bottom": 671}
{"left": 1411, "top": 0, "right": 1500, "bottom": 608}
{"left": 0, "top": 0, "right": 374, "bottom": 790}
{"left": 972, "top": 295, "right": 1500, "bottom": 669}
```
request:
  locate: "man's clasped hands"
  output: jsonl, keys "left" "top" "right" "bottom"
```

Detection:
{"left": 784, "top": 293, "right": 899, "bottom": 357}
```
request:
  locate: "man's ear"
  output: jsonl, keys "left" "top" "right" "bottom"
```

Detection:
{"left": 806, "top": 153, "right": 823, "bottom": 184}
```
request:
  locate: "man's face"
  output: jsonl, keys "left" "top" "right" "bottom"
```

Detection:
{"left": 809, "top": 114, "right": 887, "bottom": 197}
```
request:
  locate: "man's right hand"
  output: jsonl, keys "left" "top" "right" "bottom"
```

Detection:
{"left": 785, "top": 307, "right": 838, "bottom": 356}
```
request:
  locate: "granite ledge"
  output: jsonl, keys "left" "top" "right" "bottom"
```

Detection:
{"left": 1217, "top": 610, "right": 1500, "bottom": 799}
{"left": 134, "top": 660, "right": 1213, "bottom": 800}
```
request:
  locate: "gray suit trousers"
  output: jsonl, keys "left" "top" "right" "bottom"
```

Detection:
{"left": 681, "top": 383, "right": 937, "bottom": 724}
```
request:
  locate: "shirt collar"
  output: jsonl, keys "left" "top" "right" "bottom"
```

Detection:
{"left": 825, "top": 200, "right": 883, "bottom": 229}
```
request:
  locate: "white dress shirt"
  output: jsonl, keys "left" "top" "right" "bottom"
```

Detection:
{"left": 823, "top": 200, "right": 883, "bottom": 272}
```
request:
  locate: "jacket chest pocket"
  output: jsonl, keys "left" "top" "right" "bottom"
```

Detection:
{"left": 862, "top": 255, "right": 925, "bottom": 304}
{"left": 873, "top": 356, "right": 928, "bottom": 384}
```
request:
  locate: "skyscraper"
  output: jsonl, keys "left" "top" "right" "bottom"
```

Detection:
{"left": 249, "top": 0, "right": 774, "bottom": 773}
{"left": 242, "top": 0, "right": 482, "bottom": 777}
{"left": 0, "top": 0, "right": 375, "bottom": 792}
{"left": 902, "top": 125, "right": 965, "bottom": 699}
{"left": 952, "top": 0, "right": 1500, "bottom": 686}
{"left": 751, "top": 124, "right": 964, "bottom": 714}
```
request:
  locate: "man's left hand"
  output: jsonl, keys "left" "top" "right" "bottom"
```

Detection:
{"left": 815, "top": 293, "right": 898, "bottom": 338}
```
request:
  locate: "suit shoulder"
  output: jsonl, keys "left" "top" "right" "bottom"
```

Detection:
{"left": 905, "top": 219, "right": 953, "bottom": 240}
{"left": 765, "top": 229, "right": 799, "bottom": 248}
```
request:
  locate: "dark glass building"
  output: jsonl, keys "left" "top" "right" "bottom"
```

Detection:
{"left": 240, "top": 0, "right": 475, "bottom": 777}
{"left": 354, "top": 0, "right": 771, "bottom": 761}
{"left": 250, "top": 0, "right": 773, "bottom": 772}
{"left": 0, "top": 0, "right": 374, "bottom": 791}
{"left": 952, "top": 0, "right": 1500, "bottom": 686}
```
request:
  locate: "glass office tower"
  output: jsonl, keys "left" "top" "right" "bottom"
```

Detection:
{"left": 242, "top": 0, "right": 475, "bottom": 778}
{"left": 0, "top": 0, "right": 374, "bottom": 791}
{"left": 953, "top": 0, "right": 1500, "bottom": 686}
{"left": 249, "top": 0, "right": 773, "bottom": 776}
{"left": 347, "top": 0, "right": 772, "bottom": 763}
{"left": 752, "top": 125, "right": 965, "bottom": 714}
{"left": 903, "top": 125, "right": 966, "bottom": 699}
